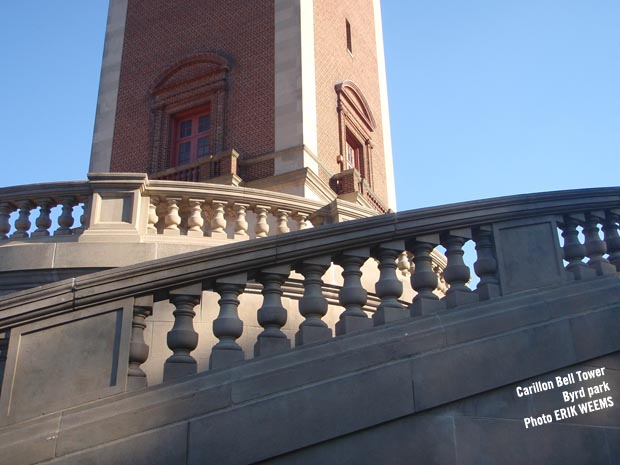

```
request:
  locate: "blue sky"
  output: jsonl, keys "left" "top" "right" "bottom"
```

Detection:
{"left": 1, "top": 1, "right": 618, "bottom": 211}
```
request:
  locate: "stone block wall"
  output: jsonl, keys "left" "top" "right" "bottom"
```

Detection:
{"left": 262, "top": 352, "right": 620, "bottom": 465}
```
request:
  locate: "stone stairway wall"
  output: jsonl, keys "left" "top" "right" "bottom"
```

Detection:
{"left": 1, "top": 275, "right": 618, "bottom": 465}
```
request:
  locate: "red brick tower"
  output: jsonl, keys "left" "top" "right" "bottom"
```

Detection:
{"left": 90, "top": 0, "right": 396, "bottom": 211}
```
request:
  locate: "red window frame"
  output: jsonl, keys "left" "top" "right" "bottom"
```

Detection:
{"left": 345, "top": 130, "right": 365, "bottom": 178}
{"left": 171, "top": 105, "right": 213, "bottom": 166}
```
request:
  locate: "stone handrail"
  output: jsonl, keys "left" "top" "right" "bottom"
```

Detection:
{"left": 0, "top": 186, "right": 618, "bottom": 425}
{"left": 0, "top": 174, "right": 379, "bottom": 242}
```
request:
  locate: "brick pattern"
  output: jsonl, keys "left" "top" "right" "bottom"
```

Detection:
{"left": 318, "top": 163, "right": 332, "bottom": 188}
{"left": 331, "top": 169, "right": 388, "bottom": 213}
{"left": 110, "top": 0, "right": 275, "bottom": 174}
{"left": 313, "top": 0, "right": 389, "bottom": 205}
{"left": 330, "top": 171, "right": 357, "bottom": 196}
{"left": 240, "top": 159, "right": 275, "bottom": 182}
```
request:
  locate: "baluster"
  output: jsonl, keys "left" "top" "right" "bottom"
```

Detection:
{"left": 186, "top": 199, "right": 205, "bottom": 237}
{"left": 254, "top": 205, "right": 270, "bottom": 238}
{"left": 55, "top": 196, "right": 76, "bottom": 236}
{"left": 73, "top": 198, "right": 89, "bottom": 235}
{"left": 210, "top": 274, "right": 247, "bottom": 369}
{"left": 441, "top": 229, "right": 479, "bottom": 308}
{"left": 0, "top": 203, "right": 13, "bottom": 240}
{"left": 334, "top": 248, "right": 372, "bottom": 335}
{"left": 233, "top": 202, "right": 249, "bottom": 240}
{"left": 11, "top": 200, "right": 34, "bottom": 239}
{"left": 209, "top": 200, "right": 227, "bottom": 238}
{"left": 397, "top": 251, "right": 411, "bottom": 276}
{"left": 127, "top": 296, "right": 153, "bottom": 390}
{"left": 559, "top": 214, "right": 594, "bottom": 280}
{"left": 372, "top": 241, "right": 406, "bottom": 325}
{"left": 407, "top": 235, "right": 444, "bottom": 316}
{"left": 275, "top": 209, "right": 291, "bottom": 234}
{"left": 147, "top": 197, "right": 159, "bottom": 235}
{"left": 254, "top": 265, "right": 291, "bottom": 356}
{"left": 32, "top": 198, "right": 53, "bottom": 237}
{"left": 603, "top": 210, "right": 620, "bottom": 271}
{"left": 435, "top": 263, "right": 449, "bottom": 294}
{"left": 163, "top": 197, "right": 182, "bottom": 236}
{"left": 163, "top": 284, "right": 201, "bottom": 381}
{"left": 0, "top": 331, "right": 8, "bottom": 396}
{"left": 295, "top": 212, "right": 310, "bottom": 230}
{"left": 309, "top": 213, "right": 324, "bottom": 228}
{"left": 473, "top": 226, "right": 501, "bottom": 300}
{"left": 295, "top": 256, "right": 332, "bottom": 345}
{"left": 583, "top": 212, "right": 616, "bottom": 275}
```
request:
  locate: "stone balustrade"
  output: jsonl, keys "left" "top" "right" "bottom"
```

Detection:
{"left": 0, "top": 174, "right": 379, "bottom": 244}
{"left": 0, "top": 182, "right": 91, "bottom": 240}
{"left": 146, "top": 188, "right": 320, "bottom": 239}
{"left": 0, "top": 187, "right": 619, "bottom": 425}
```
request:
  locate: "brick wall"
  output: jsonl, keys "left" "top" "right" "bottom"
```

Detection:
{"left": 110, "top": 0, "right": 275, "bottom": 173}
{"left": 239, "top": 159, "right": 275, "bottom": 182}
{"left": 109, "top": 0, "right": 390, "bottom": 205}
{"left": 313, "top": 0, "right": 388, "bottom": 205}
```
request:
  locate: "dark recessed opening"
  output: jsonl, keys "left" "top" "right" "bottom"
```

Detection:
{"left": 346, "top": 19, "right": 352, "bottom": 53}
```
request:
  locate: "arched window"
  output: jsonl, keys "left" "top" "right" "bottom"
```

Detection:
{"left": 149, "top": 53, "right": 229, "bottom": 173}
{"left": 335, "top": 81, "right": 376, "bottom": 186}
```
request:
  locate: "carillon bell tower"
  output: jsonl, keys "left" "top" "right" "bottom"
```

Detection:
{"left": 90, "top": 0, "right": 396, "bottom": 212}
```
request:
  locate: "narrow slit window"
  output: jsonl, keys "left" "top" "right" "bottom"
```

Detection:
{"left": 346, "top": 19, "right": 352, "bottom": 53}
